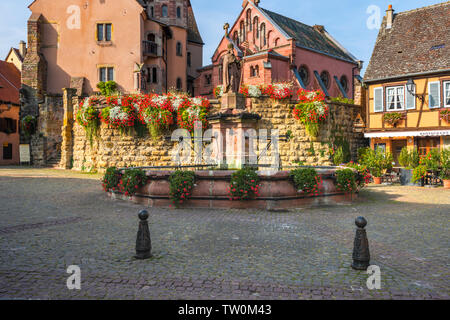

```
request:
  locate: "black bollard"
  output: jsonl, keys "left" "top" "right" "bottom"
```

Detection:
{"left": 352, "top": 216, "right": 370, "bottom": 270}
{"left": 135, "top": 210, "right": 152, "bottom": 259}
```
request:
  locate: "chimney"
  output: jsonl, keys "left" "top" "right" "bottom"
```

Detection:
{"left": 386, "top": 5, "right": 394, "bottom": 29}
{"left": 19, "top": 40, "right": 27, "bottom": 58}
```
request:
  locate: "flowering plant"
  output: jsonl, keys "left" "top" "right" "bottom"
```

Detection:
{"left": 21, "top": 115, "right": 37, "bottom": 137}
{"left": 412, "top": 165, "right": 427, "bottom": 183}
{"left": 346, "top": 161, "right": 371, "bottom": 189}
{"left": 290, "top": 168, "right": 322, "bottom": 196}
{"left": 214, "top": 85, "right": 223, "bottom": 98}
{"left": 169, "top": 170, "right": 196, "bottom": 207}
{"left": 100, "top": 95, "right": 143, "bottom": 135}
{"left": 117, "top": 168, "right": 148, "bottom": 197}
{"left": 101, "top": 167, "right": 122, "bottom": 192}
{"left": 76, "top": 96, "right": 101, "bottom": 145}
{"left": 240, "top": 84, "right": 263, "bottom": 98}
{"left": 384, "top": 112, "right": 405, "bottom": 127}
{"left": 293, "top": 89, "right": 328, "bottom": 137}
{"left": 228, "top": 167, "right": 260, "bottom": 201}
{"left": 440, "top": 109, "right": 450, "bottom": 122}
{"left": 138, "top": 94, "right": 175, "bottom": 138}
{"left": 177, "top": 96, "right": 211, "bottom": 133}
{"left": 335, "top": 168, "right": 358, "bottom": 193}
{"left": 264, "top": 83, "right": 293, "bottom": 100}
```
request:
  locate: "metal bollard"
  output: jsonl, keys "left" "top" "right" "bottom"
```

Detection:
{"left": 135, "top": 210, "right": 152, "bottom": 259}
{"left": 352, "top": 216, "right": 370, "bottom": 270}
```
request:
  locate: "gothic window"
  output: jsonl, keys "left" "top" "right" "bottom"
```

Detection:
{"left": 260, "top": 23, "right": 266, "bottom": 47}
{"left": 246, "top": 9, "right": 252, "bottom": 31}
{"left": 253, "top": 17, "right": 259, "bottom": 40}
{"left": 240, "top": 21, "right": 245, "bottom": 42}
{"left": 162, "top": 5, "right": 168, "bottom": 17}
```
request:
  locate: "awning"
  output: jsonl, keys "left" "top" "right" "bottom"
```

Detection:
{"left": 365, "top": 130, "right": 450, "bottom": 138}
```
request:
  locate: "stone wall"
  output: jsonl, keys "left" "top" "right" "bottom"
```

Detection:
{"left": 65, "top": 95, "right": 366, "bottom": 172}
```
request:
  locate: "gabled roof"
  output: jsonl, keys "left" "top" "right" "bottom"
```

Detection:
{"left": 0, "top": 60, "right": 21, "bottom": 105}
{"left": 6, "top": 48, "right": 23, "bottom": 62}
{"left": 187, "top": 5, "right": 204, "bottom": 44}
{"left": 364, "top": 2, "right": 450, "bottom": 82}
{"left": 259, "top": 7, "right": 358, "bottom": 63}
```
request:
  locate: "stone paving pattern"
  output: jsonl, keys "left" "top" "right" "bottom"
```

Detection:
{"left": 0, "top": 168, "right": 449, "bottom": 300}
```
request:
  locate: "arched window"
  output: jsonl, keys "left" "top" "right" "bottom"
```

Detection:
{"left": 176, "top": 77, "right": 182, "bottom": 90}
{"left": 253, "top": 17, "right": 259, "bottom": 40}
{"left": 274, "top": 37, "right": 280, "bottom": 47}
{"left": 320, "top": 71, "right": 330, "bottom": 89}
{"left": 176, "top": 42, "right": 182, "bottom": 56}
{"left": 177, "top": 7, "right": 181, "bottom": 18}
{"left": 233, "top": 31, "right": 239, "bottom": 45}
{"left": 255, "top": 65, "right": 259, "bottom": 77}
{"left": 260, "top": 23, "right": 266, "bottom": 47}
{"left": 162, "top": 5, "right": 168, "bottom": 17}
{"left": 298, "top": 65, "right": 310, "bottom": 85}
{"left": 250, "top": 66, "right": 255, "bottom": 77}
{"left": 267, "top": 30, "right": 273, "bottom": 48}
{"left": 240, "top": 21, "right": 245, "bottom": 42}
{"left": 340, "top": 75, "right": 349, "bottom": 92}
{"left": 246, "top": 9, "right": 252, "bottom": 31}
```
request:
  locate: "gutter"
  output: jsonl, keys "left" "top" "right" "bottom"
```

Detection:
{"left": 364, "top": 69, "right": 450, "bottom": 83}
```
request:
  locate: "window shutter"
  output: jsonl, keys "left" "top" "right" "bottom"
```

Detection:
{"left": 374, "top": 87, "right": 383, "bottom": 112}
{"left": 0, "top": 118, "right": 5, "bottom": 132}
{"left": 429, "top": 82, "right": 440, "bottom": 108}
{"left": 12, "top": 119, "right": 17, "bottom": 133}
{"left": 406, "top": 85, "right": 416, "bottom": 110}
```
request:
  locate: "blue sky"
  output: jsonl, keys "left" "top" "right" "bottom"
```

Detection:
{"left": 0, "top": 0, "right": 445, "bottom": 75}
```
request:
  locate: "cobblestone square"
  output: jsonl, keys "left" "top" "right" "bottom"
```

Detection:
{"left": 0, "top": 167, "right": 449, "bottom": 300}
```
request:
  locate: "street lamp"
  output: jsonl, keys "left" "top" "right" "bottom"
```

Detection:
{"left": 406, "top": 78, "right": 425, "bottom": 102}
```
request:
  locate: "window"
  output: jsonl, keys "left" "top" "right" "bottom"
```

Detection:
{"left": 99, "top": 67, "right": 114, "bottom": 82}
{"left": 177, "top": 7, "right": 181, "bottom": 18}
{"left": 176, "top": 42, "right": 182, "bottom": 56}
{"left": 0, "top": 118, "right": 17, "bottom": 134}
{"left": 250, "top": 65, "right": 259, "bottom": 77}
{"left": 374, "top": 143, "right": 386, "bottom": 153}
{"left": 162, "top": 5, "right": 168, "bottom": 17}
{"left": 3, "top": 143, "right": 12, "bottom": 160}
{"left": 274, "top": 38, "right": 279, "bottom": 47}
{"left": 443, "top": 81, "right": 450, "bottom": 107}
{"left": 205, "top": 74, "right": 211, "bottom": 85}
{"left": 260, "top": 23, "right": 266, "bottom": 47}
{"left": 253, "top": 17, "right": 259, "bottom": 39}
{"left": 147, "top": 33, "right": 155, "bottom": 42}
{"left": 340, "top": 75, "right": 348, "bottom": 93}
{"left": 240, "top": 21, "right": 246, "bottom": 42}
{"left": 97, "top": 23, "right": 112, "bottom": 42}
{"left": 176, "top": 77, "right": 182, "bottom": 90}
{"left": 373, "top": 87, "right": 384, "bottom": 112}
{"left": 150, "top": 6, "right": 154, "bottom": 17}
{"left": 386, "top": 86, "right": 405, "bottom": 110}
{"left": 233, "top": 31, "right": 239, "bottom": 45}
{"left": 428, "top": 81, "right": 441, "bottom": 108}
{"left": 246, "top": 9, "right": 252, "bottom": 31}
{"left": 298, "top": 65, "right": 309, "bottom": 85}
{"left": 406, "top": 84, "right": 416, "bottom": 110}
{"left": 187, "top": 52, "right": 191, "bottom": 67}
{"left": 320, "top": 71, "right": 330, "bottom": 89}
{"left": 152, "top": 67, "right": 158, "bottom": 84}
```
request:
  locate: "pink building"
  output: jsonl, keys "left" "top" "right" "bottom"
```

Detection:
{"left": 195, "top": 0, "right": 363, "bottom": 99}
{"left": 23, "top": 0, "right": 203, "bottom": 96}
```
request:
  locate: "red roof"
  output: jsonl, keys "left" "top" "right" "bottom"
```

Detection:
{"left": 0, "top": 60, "right": 21, "bottom": 105}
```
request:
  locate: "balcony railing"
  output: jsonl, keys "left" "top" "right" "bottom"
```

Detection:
{"left": 143, "top": 41, "right": 158, "bottom": 57}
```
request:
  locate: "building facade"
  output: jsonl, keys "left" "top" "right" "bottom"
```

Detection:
{"left": 195, "top": 0, "right": 362, "bottom": 100}
{"left": 0, "top": 61, "right": 21, "bottom": 165}
{"left": 23, "top": 0, "right": 203, "bottom": 96}
{"left": 364, "top": 3, "right": 450, "bottom": 164}
{"left": 5, "top": 41, "right": 27, "bottom": 71}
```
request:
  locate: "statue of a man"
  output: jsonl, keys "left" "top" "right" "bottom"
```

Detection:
{"left": 222, "top": 44, "right": 241, "bottom": 94}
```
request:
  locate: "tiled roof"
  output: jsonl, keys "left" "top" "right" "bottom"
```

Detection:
{"left": 0, "top": 60, "right": 21, "bottom": 105}
{"left": 187, "top": 6, "right": 204, "bottom": 44}
{"left": 259, "top": 7, "right": 357, "bottom": 63}
{"left": 364, "top": 2, "right": 450, "bottom": 82}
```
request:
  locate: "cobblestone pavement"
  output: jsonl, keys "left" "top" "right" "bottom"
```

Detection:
{"left": 0, "top": 167, "right": 449, "bottom": 300}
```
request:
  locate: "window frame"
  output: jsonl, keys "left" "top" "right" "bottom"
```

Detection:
{"left": 373, "top": 87, "right": 384, "bottom": 113}
{"left": 405, "top": 83, "right": 416, "bottom": 110}
{"left": 385, "top": 85, "right": 405, "bottom": 111}
{"left": 444, "top": 81, "right": 450, "bottom": 108}
{"left": 99, "top": 66, "right": 115, "bottom": 82}
{"left": 96, "top": 23, "right": 112, "bottom": 42}
{"left": 162, "top": 5, "right": 168, "bottom": 18}
{"left": 428, "top": 81, "right": 441, "bottom": 109}
{"left": 176, "top": 42, "right": 183, "bottom": 57}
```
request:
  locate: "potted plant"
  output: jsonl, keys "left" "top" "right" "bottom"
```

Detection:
{"left": 439, "top": 109, "right": 450, "bottom": 123}
{"left": 384, "top": 112, "right": 405, "bottom": 127}
{"left": 440, "top": 148, "right": 450, "bottom": 189}
{"left": 360, "top": 148, "right": 392, "bottom": 184}
{"left": 398, "top": 147, "right": 421, "bottom": 186}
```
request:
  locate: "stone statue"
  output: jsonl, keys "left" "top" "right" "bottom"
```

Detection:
{"left": 222, "top": 43, "right": 241, "bottom": 94}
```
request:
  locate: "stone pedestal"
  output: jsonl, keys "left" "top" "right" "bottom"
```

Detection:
{"left": 59, "top": 88, "right": 77, "bottom": 169}
{"left": 221, "top": 93, "right": 246, "bottom": 111}
{"left": 208, "top": 112, "right": 261, "bottom": 169}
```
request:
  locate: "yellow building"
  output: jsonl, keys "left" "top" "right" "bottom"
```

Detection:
{"left": 364, "top": 3, "right": 450, "bottom": 164}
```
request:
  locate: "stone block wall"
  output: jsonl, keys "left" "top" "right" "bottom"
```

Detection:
{"left": 66, "top": 95, "right": 366, "bottom": 172}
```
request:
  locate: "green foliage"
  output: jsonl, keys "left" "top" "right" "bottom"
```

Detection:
{"left": 398, "top": 147, "right": 410, "bottom": 168}
{"left": 97, "top": 81, "right": 118, "bottom": 96}
{"left": 383, "top": 112, "right": 405, "bottom": 126}
{"left": 335, "top": 168, "right": 358, "bottom": 193}
{"left": 329, "top": 97, "right": 355, "bottom": 104}
{"left": 101, "top": 167, "right": 121, "bottom": 192}
{"left": 169, "top": 170, "right": 196, "bottom": 207}
{"left": 333, "top": 146, "right": 345, "bottom": 166}
{"left": 21, "top": 115, "right": 37, "bottom": 137}
{"left": 410, "top": 148, "right": 420, "bottom": 168}
{"left": 421, "top": 148, "right": 441, "bottom": 172}
{"left": 360, "top": 148, "right": 393, "bottom": 178}
{"left": 308, "top": 142, "right": 316, "bottom": 156}
{"left": 357, "top": 147, "right": 370, "bottom": 163}
{"left": 346, "top": 162, "right": 371, "bottom": 189}
{"left": 412, "top": 165, "right": 427, "bottom": 183}
{"left": 440, "top": 148, "right": 450, "bottom": 180}
{"left": 119, "top": 168, "right": 148, "bottom": 197}
{"left": 290, "top": 168, "right": 322, "bottom": 196}
{"left": 229, "top": 167, "right": 260, "bottom": 201}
